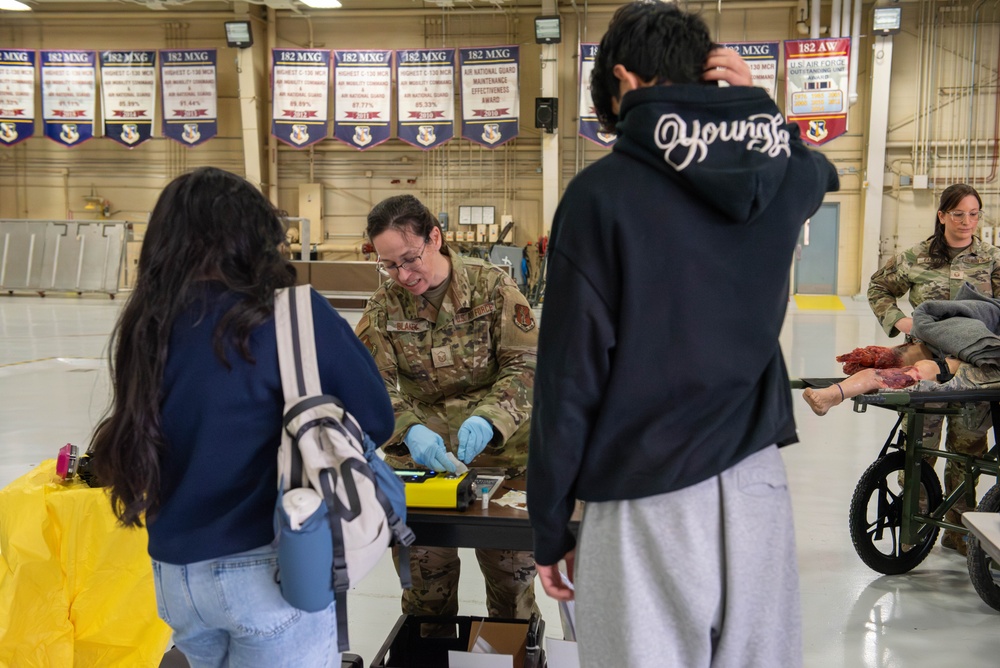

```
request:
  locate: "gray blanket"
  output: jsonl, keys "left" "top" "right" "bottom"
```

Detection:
{"left": 911, "top": 282, "right": 1000, "bottom": 368}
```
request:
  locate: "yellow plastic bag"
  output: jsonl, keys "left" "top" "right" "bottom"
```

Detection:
{"left": 0, "top": 460, "right": 172, "bottom": 667}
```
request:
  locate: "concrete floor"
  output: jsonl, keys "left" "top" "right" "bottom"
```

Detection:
{"left": 1, "top": 292, "right": 998, "bottom": 666}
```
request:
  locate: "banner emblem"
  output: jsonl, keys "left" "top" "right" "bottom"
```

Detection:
{"left": 353, "top": 125, "right": 372, "bottom": 146}
{"left": 182, "top": 123, "right": 201, "bottom": 144}
{"left": 0, "top": 123, "right": 17, "bottom": 144}
{"left": 60, "top": 124, "right": 80, "bottom": 144}
{"left": 120, "top": 124, "right": 139, "bottom": 144}
{"left": 481, "top": 123, "right": 501, "bottom": 144}
{"left": 291, "top": 124, "right": 310, "bottom": 145}
{"left": 417, "top": 125, "right": 436, "bottom": 146}
{"left": 807, "top": 120, "right": 828, "bottom": 143}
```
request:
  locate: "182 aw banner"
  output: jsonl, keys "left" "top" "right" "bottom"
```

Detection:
{"left": 41, "top": 50, "right": 96, "bottom": 147}
{"left": 272, "top": 48, "right": 330, "bottom": 149}
{"left": 100, "top": 50, "right": 156, "bottom": 148}
{"left": 784, "top": 38, "right": 850, "bottom": 146}
{"left": 0, "top": 49, "right": 35, "bottom": 147}
{"left": 396, "top": 48, "right": 455, "bottom": 150}
{"left": 460, "top": 46, "right": 519, "bottom": 148}
{"left": 159, "top": 49, "right": 217, "bottom": 147}
{"left": 578, "top": 43, "right": 615, "bottom": 148}
{"left": 334, "top": 50, "right": 392, "bottom": 150}
{"left": 718, "top": 41, "right": 779, "bottom": 100}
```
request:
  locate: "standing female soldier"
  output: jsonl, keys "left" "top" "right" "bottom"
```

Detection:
{"left": 355, "top": 194, "right": 539, "bottom": 620}
{"left": 868, "top": 183, "right": 1000, "bottom": 554}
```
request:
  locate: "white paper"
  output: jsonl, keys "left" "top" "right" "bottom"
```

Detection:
{"left": 546, "top": 638, "right": 581, "bottom": 668}
{"left": 448, "top": 651, "right": 512, "bottom": 668}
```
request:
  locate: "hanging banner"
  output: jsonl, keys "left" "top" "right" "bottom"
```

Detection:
{"left": 271, "top": 48, "right": 330, "bottom": 149}
{"left": 396, "top": 48, "right": 455, "bottom": 150}
{"left": 100, "top": 51, "right": 156, "bottom": 148}
{"left": 460, "top": 46, "right": 519, "bottom": 148}
{"left": 333, "top": 50, "right": 392, "bottom": 150}
{"left": 159, "top": 49, "right": 217, "bottom": 147}
{"left": 40, "top": 50, "right": 96, "bottom": 147}
{"left": 784, "top": 38, "right": 850, "bottom": 146}
{"left": 578, "top": 43, "right": 615, "bottom": 148}
{"left": 0, "top": 49, "right": 35, "bottom": 147}
{"left": 718, "top": 41, "right": 780, "bottom": 101}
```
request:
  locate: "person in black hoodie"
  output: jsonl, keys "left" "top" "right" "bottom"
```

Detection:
{"left": 526, "top": 3, "right": 839, "bottom": 667}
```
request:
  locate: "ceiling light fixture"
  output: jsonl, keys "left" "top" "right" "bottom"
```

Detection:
{"left": 298, "top": 0, "right": 342, "bottom": 8}
{"left": 0, "top": 0, "right": 32, "bottom": 11}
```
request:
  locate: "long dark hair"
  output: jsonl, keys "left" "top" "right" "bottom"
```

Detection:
{"left": 590, "top": 1, "right": 713, "bottom": 132}
{"left": 90, "top": 167, "right": 295, "bottom": 527}
{"left": 927, "top": 183, "right": 983, "bottom": 269}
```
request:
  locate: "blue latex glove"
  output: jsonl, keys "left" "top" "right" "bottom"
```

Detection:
{"left": 404, "top": 425, "right": 456, "bottom": 473}
{"left": 457, "top": 416, "right": 493, "bottom": 464}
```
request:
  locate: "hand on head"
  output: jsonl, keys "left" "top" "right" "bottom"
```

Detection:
{"left": 701, "top": 47, "right": 753, "bottom": 87}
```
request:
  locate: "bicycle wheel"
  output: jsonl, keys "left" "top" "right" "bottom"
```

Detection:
{"left": 967, "top": 483, "right": 1000, "bottom": 612}
{"left": 849, "top": 450, "right": 943, "bottom": 575}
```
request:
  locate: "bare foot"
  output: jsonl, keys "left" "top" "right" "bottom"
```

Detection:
{"left": 803, "top": 386, "right": 841, "bottom": 416}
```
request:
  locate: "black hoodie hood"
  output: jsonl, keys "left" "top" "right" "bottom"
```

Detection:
{"left": 614, "top": 84, "right": 798, "bottom": 224}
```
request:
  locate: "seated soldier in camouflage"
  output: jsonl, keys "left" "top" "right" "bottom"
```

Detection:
{"left": 355, "top": 194, "right": 539, "bottom": 622}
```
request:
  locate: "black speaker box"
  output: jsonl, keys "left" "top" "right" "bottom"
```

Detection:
{"left": 534, "top": 97, "right": 558, "bottom": 133}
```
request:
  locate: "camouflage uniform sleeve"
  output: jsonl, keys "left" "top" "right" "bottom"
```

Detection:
{"left": 867, "top": 254, "right": 911, "bottom": 337}
{"left": 354, "top": 301, "right": 423, "bottom": 447}
{"left": 471, "top": 277, "right": 538, "bottom": 445}
{"left": 990, "top": 246, "right": 1000, "bottom": 298}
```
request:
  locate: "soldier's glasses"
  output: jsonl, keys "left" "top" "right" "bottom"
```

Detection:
{"left": 947, "top": 210, "right": 983, "bottom": 222}
{"left": 377, "top": 242, "right": 427, "bottom": 277}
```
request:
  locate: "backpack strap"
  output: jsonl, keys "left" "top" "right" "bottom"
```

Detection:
{"left": 275, "top": 285, "right": 323, "bottom": 400}
{"left": 319, "top": 468, "right": 351, "bottom": 653}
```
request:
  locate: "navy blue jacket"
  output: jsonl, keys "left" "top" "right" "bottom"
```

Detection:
{"left": 527, "top": 84, "right": 839, "bottom": 566}
{"left": 148, "top": 285, "right": 394, "bottom": 564}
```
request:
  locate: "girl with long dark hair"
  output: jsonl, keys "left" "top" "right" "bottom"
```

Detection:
{"left": 90, "top": 167, "right": 393, "bottom": 666}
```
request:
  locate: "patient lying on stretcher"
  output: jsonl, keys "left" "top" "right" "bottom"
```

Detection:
{"left": 804, "top": 282, "right": 1000, "bottom": 416}
{"left": 802, "top": 343, "right": 963, "bottom": 416}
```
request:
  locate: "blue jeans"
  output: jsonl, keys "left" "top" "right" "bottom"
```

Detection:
{"left": 152, "top": 544, "right": 339, "bottom": 668}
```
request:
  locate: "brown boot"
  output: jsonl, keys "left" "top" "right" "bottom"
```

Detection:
{"left": 941, "top": 529, "right": 968, "bottom": 556}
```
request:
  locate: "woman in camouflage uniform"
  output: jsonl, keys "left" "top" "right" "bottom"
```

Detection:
{"left": 355, "top": 194, "right": 539, "bottom": 620}
{"left": 867, "top": 183, "right": 1000, "bottom": 555}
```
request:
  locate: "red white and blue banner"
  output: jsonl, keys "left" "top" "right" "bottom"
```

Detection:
{"left": 396, "top": 48, "right": 455, "bottom": 150}
{"left": 578, "top": 43, "right": 615, "bottom": 148}
{"left": 718, "top": 41, "right": 780, "bottom": 101}
{"left": 100, "top": 50, "right": 156, "bottom": 148}
{"left": 0, "top": 49, "right": 35, "bottom": 147}
{"left": 159, "top": 49, "right": 217, "bottom": 147}
{"left": 784, "top": 38, "right": 850, "bottom": 146}
{"left": 271, "top": 48, "right": 330, "bottom": 149}
{"left": 460, "top": 46, "right": 519, "bottom": 148}
{"left": 40, "top": 50, "right": 96, "bottom": 147}
{"left": 333, "top": 50, "right": 392, "bottom": 150}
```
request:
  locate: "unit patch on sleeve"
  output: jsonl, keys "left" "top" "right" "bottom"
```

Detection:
{"left": 513, "top": 304, "right": 536, "bottom": 332}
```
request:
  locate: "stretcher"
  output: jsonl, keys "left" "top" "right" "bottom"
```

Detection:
{"left": 793, "top": 379, "right": 1000, "bottom": 611}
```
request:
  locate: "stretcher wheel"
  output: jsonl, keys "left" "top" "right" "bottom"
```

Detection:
{"left": 966, "top": 483, "right": 1000, "bottom": 612}
{"left": 849, "top": 451, "right": 942, "bottom": 575}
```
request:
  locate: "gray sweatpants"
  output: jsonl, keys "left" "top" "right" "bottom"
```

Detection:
{"left": 575, "top": 445, "right": 801, "bottom": 668}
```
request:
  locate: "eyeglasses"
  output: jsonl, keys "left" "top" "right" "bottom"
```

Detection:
{"left": 377, "top": 242, "right": 427, "bottom": 277}
{"left": 947, "top": 209, "right": 984, "bottom": 222}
